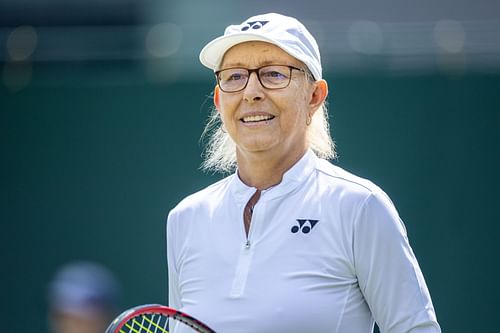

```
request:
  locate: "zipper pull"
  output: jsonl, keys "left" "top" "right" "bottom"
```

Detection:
{"left": 245, "top": 240, "right": 251, "bottom": 249}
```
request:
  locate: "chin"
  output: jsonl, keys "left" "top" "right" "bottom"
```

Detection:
{"left": 238, "top": 140, "right": 279, "bottom": 154}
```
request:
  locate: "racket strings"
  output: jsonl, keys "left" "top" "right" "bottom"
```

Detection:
{"left": 120, "top": 314, "right": 170, "bottom": 333}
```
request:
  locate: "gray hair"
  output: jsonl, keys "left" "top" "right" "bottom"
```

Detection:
{"left": 200, "top": 99, "right": 335, "bottom": 173}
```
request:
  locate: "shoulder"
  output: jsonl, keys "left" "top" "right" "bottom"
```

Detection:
{"left": 168, "top": 174, "right": 234, "bottom": 221}
{"left": 312, "top": 158, "right": 399, "bottom": 216}
{"left": 314, "top": 158, "right": 384, "bottom": 197}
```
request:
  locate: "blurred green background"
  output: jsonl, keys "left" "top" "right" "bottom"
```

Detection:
{"left": 1, "top": 1, "right": 500, "bottom": 332}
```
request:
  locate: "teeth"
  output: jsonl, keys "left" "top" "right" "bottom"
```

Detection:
{"left": 242, "top": 115, "right": 274, "bottom": 122}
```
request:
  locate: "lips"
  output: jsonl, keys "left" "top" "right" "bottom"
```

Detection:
{"left": 241, "top": 114, "right": 275, "bottom": 123}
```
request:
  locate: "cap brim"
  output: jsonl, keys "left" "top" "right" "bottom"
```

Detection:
{"left": 199, "top": 33, "right": 288, "bottom": 71}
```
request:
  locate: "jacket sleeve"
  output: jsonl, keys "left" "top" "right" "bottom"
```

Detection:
{"left": 166, "top": 210, "right": 181, "bottom": 310}
{"left": 353, "top": 191, "right": 441, "bottom": 333}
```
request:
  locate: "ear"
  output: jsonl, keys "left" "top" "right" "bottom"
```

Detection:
{"left": 308, "top": 79, "right": 328, "bottom": 115}
{"left": 214, "top": 85, "right": 221, "bottom": 111}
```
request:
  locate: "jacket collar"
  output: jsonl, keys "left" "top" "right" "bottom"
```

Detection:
{"left": 230, "top": 149, "right": 317, "bottom": 204}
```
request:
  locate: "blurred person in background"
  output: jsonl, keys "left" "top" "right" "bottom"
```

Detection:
{"left": 48, "top": 261, "right": 121, "bottom": 333}
{"left": 167, "top": 12, "right": 440, "bottom": 333}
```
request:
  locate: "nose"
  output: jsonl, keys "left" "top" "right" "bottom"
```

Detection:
{"left": 243, "top": 72, "right": 264, "bottom": 103}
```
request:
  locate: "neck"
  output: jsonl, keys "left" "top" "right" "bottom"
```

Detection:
{"left": 236, "top": 147, "right": 308, "bottom": 190}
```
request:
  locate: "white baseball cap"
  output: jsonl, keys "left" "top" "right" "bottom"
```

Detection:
{"left": 199, "top": 13, "right": 323, "bottom": 80}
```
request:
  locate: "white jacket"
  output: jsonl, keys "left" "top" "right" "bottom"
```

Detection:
{"left": 167, "top": 150, "right": 440, "bottom": 333}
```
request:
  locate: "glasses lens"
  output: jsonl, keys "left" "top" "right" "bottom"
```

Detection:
{"left": 258, "top": 66, "right": 291, "bottom": 89}
{"left": 218, "top": 68, "right": 248, "bottom": 92}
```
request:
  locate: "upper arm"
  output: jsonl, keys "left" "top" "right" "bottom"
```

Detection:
{"left": 353, "top": 192, "right": 440, "bottom": 333}
{"left": 166, "top": 210, "right": 181, "bottom": 309}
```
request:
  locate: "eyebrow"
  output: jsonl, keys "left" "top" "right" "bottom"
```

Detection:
{"left": 220, "top": 59, "right": 286, "bottom": 69}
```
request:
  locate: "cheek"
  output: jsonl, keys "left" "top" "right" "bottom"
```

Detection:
{"left": 279, "top": 95, "right": 309, "bottom": 124}
{"left": 218, "top": 93, "right": 240, "bottom": 111}
{"left": 282, "top": 81, "right": 310, "bottom": 106}
{"left": 217, "top": 98, "right": 236, "bottom": 121}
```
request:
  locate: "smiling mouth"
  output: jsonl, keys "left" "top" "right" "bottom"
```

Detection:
{"left": 241, "top": 115, "right": 275, "bottom": 123}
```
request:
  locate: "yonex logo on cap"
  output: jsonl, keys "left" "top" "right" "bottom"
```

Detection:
{"left": 291, "top": 219, "right": 319, "bottom": 234}
{"left": 241, "top": 21, "right": 269, "bottom": 31}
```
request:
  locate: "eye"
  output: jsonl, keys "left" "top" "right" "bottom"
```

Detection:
{"left": 219, "top": 69, "right": 248, "bottom": 83}
{"left": 260, "top": 66, "right": 290, "bottom": 81}
{"left": 261, "top": 70, "right": 287, "bottom": 79}
{"left": 228, "top": 73, "right": 244, "bottom": 81}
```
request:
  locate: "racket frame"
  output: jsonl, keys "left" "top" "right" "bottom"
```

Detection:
{"left": 106, "top": 304, "right": 215, "bottom": 333}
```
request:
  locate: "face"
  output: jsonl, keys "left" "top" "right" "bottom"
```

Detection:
{"left": 50, "top": 312, "right": 111, "bottom": 333}
{"left": 214, "top": 41, "right": 326, "bottom": 162}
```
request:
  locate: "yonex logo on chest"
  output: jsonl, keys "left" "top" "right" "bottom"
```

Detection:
{"left": 241, "top": 21, "right": 269, "bottom": 31}
{"left": 291, "top": 219, "right": 319, "bottom": 234}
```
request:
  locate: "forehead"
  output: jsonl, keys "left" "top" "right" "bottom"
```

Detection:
{"left": 220, "top": 41, "right": 303, "bottom": 68}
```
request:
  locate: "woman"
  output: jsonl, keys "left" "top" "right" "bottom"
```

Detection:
{"left": 167, "top": 13, "right": 440, "bottom": 333}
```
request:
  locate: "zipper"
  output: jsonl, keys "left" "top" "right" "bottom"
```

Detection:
{"left": 230, "top": 235, "right": 253, "bottom": 297}
{"left": 230, "top": 192, "right": 258, "bottom": 297}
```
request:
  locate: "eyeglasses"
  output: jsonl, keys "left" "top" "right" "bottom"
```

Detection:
{"left": 215, "top": 65, "right": 305, "bottom": 93}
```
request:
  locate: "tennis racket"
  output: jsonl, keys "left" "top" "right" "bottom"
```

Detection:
{"left": 105, "top": 304, "right": 216, "bottom": 333}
